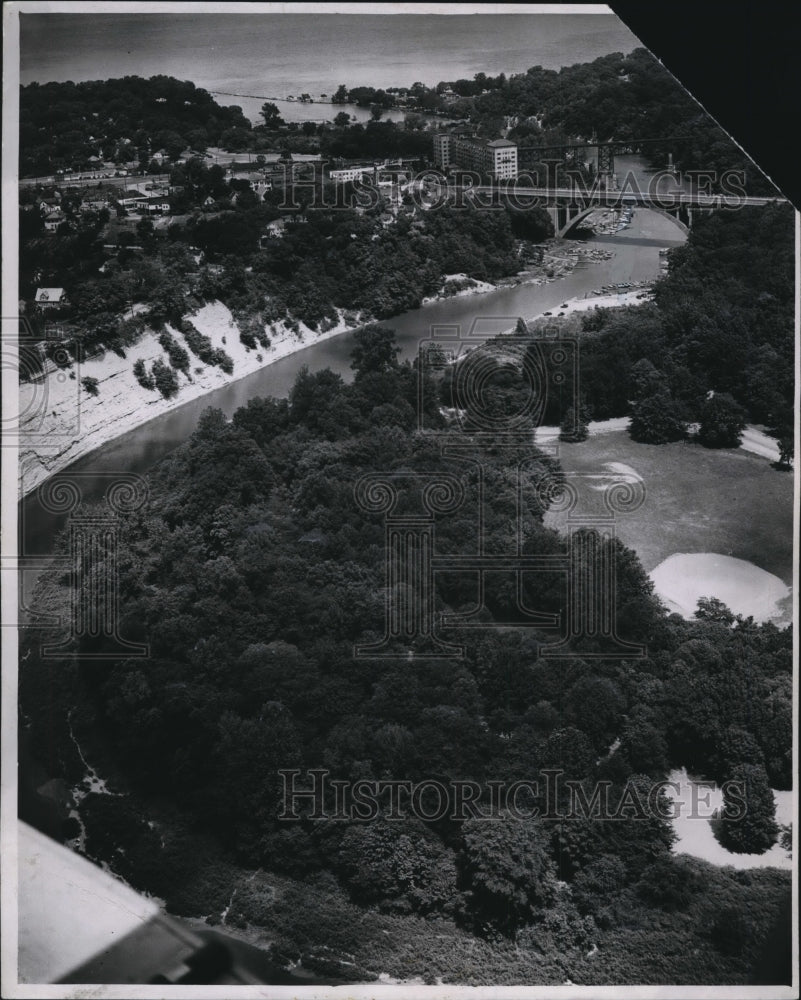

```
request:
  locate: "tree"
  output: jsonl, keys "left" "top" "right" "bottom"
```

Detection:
{"left": 559, "top": 401, "right": 590, "bottom": 442}
{"left": 776, "top": 434, "right": 794, "bottom": 469}
{"left": 771, "top": 422, "right": 794, "bottom": 469}
{"left": 336, "top": 821, "right": 457, "bottom": 914}
{"left": 332, "top": 85, "right": 349, "bottom": 105}
{"left": 571, "top": 854, "right": 628, "bottom": 916}
{"left": 716, "top": 761, "right": 778, "bottom": 854}
{"left": 628, "top": 358, "right": 667, "bottom": 400}
{"left": 136, "top": 217, "right": 155, "bottom": 243}
{"left": 459, "top": 816, "right": 558, "bottom": 933}
{"left": 81, "top": 376, "right": 99, "bottom": 396}
{"left": 333, "top": 111, "right": 351, "bottom": 128}
{"left": 629, "top": 391, "right": 687, "bottom": 444}
{"left": 635, "top": 857, "right": 700, "bottom": 911}
{"left": 350, "top": 324, "right": 400, "bottom": 379}
{"left": 697, "top": 392, "right": 746, "bottom": 448}
{"left": 564, "top": 676, "right": 624, "bottom": 751}
{"left": 694, "top": 595, "right": 736, "bottom": 626}
{"left": 151, "top": 357, "right": 179, "bottom": 398}
{"left": 711, "top": 904, "right": 750, "bottom": 955}
{"left": 714, "top": 725, "right": 765, "bottom": 782}
{"left": 618, "top": 706, "right": 669, "bottom": 776}
{"left": 211, "top": 703, "right": 301, "bottom": 836}
{"left": 133, "top": 358, "right": 155, "bottom": 390}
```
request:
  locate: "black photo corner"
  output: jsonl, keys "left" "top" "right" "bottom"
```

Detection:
{"left": 610, "top": 0, "right": 801, "bottom": 207}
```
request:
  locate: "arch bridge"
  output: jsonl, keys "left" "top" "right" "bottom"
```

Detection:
{"left": 465, "top": 185, "right": 786, "bottom": 237}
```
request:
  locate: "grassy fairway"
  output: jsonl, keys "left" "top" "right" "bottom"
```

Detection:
{"left": 544, "top": 431, "right": 794, "bottom": 585}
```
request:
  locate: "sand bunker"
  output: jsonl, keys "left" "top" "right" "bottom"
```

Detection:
{"left": 649, "top": 553, "right": 790, "bottom": 623}
{"left": 666, "top": 768, "right": 792, "bottom": 870}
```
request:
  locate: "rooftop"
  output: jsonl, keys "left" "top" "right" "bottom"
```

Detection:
{"left": 35, "top": 287, "right": 66, "bottom": 303}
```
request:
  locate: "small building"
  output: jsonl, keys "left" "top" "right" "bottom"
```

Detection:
{"left": 259, "top": 219, "right": 287, "bottom": 246}
{"left": 329, "top": 165, "right": 372, "bottom": 184}
{"left": 39, "top": 198, "right": 62, "bottom": 215}
{"left": 117, "top": 195, "right": 148, "bottom": 209}
{"left": 43, "top": 214, "right": 67, "bottom": 234}
{"left": 145, "top": 197, "right": 171, "bottom": 214}
{"left": 35, "top": 287, "right": 67, "bottom": 309}
{"left": 80, "top": 199, "right": 110, "bottom": 213}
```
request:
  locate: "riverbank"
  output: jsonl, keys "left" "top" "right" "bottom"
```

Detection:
{"left": 17, "top": 302, "right": 365, "bottom": 499}
{"left": 526, "top": 287, "right": 651, "bottom": 320}
{"left": 16, "top": 243, "right": 636, "bottom": 500}
{"left": 421, "top": 272, "right": 496, "bottom": 305}
{"left": 17, "top": 276, "right": 779, "bottom": 501}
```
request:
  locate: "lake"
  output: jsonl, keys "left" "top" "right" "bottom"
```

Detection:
{"left": 20, "top": 11, "right": 642, "bottom": 123}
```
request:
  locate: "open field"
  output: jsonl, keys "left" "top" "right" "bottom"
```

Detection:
{"left": 544, "top": 431, "right": 794, "bottom": 586}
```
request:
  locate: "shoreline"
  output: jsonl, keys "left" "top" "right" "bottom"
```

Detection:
{"left": 18, "top": 279, "right": 780, "bottom": 501}
{"left": 17, "top": 280, "right": 780, "bottom": 500}
{"left": 17, "top": 303, "right": 366, "bottom": 500}
{"left": 17, "top": 260, "right": 586, "bottom": 500}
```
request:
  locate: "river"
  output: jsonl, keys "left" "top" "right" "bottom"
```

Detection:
{"left": 19, "top": 193, "right": 686, "bottom": 570}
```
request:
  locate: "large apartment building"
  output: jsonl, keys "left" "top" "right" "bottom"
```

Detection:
{"left": 433, "top": 132, "right": 518, "bottom": 180}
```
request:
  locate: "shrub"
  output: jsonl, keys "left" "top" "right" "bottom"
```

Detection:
{"left": 81, "top": 376, "right": 99, "bottom": 396}
{"left": 158, "top": 330, "right": 190, "bottom": 375}
{"left": 212, "top": 348, "right": 234, "bottom": 374}
{"left": 133, "top": 358, "right": 155, "bottom": 390}
{"left": 181, "top": 321, "right": 234, "bottom": 373}
{"left": 559, "top": 403, "right": 590, "bottom": 442}
{"left": 151, "top": 357, "right": 180, "bottom": 398}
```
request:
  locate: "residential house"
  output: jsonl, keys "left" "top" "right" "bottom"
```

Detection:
{"left": 39, "top": 198, "right": 62, "bottom": 216}
{"left": 259, "top": 219, "right": 287, "bottom": 247}
{"left": 43, "top": 213, "right": 67, "bottom": 234}
{"left": 35, "top": 287, "right": 68, "bottom": 309}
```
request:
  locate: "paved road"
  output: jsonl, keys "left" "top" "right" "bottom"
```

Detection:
{"left": 19, "top": 173, "right": 171, "bottom": 189}
{"left": 740, "top": 426, "right": 780, "bottom": 462}
{"left": 467, "top": 185, "right": 788, "bottom": 208}
{"left": 536, "top": 419, "right": 782, "bottom": 464}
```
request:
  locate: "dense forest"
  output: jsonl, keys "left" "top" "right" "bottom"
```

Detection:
{"left": 19, "top": 76, "right": 254, "bottom": 176}
{"left": 21, "top": 325, "right": 792, "bottom": 985}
